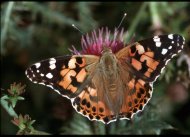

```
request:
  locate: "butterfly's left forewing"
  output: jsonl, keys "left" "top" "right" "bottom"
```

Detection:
{"left": 116, "top": 34, "right": 185, "bottom": 82}
{"left": 26, "top": 55, "right": 99, "bottom": 99}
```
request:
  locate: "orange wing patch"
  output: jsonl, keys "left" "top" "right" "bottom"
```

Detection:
{"left": 76, "top": 68, "right": 87, "bottom": 83}
{"left": 119, "top": 78, "right": 152, "bottom": 119}
{"left": 72, "top": 87, "right": 117, "bottom": 124}
{"left": 144, "top": 51, "right": 154, "bottom": 58}
{"left": 55, "top": 55, "right": 99, "bottom": 98}
{"left": 131, "top": 58, "right": 142, "bottom": 71}
{"left": 116, "top": 42, "right": 162, "bottom": 81}
{"left": 140, "top": 54, "right": 159, "bottom": 70}
{"left": 59, "top": 70, "right": 77, "bottom": 89}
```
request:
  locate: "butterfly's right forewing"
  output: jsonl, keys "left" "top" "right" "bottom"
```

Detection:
{"left": 26, "top": 55, "right": 99, "bottom": 99}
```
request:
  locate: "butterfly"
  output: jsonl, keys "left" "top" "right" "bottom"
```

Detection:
{"left": 25, "top": 31, "right": 185, "bottom": 124}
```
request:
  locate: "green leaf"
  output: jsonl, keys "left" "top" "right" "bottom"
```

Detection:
{"left": 17, "top": 96, "right": 25, "bottom": 101}
{"left": 1, "top": 95, "right": 18, "bottom": 118}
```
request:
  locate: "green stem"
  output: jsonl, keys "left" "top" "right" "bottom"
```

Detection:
{"left": 125, "top": 2, "right": 148, "bottom": 42}
{"left": 149, "top": 2, "right": 162, "bottom": 30}
{"left": 1, "top": 2, "right": 14, "bottom": 54}
{"left": 29, "top": 129, "right": 51, "bottom": 135}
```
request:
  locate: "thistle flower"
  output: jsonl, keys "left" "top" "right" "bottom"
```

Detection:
{"left": 70, "top": 27, "right": 127, "bottom": 55}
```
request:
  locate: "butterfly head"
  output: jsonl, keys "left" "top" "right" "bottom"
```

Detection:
{"left": 101, "top": 46, "right": 112, "bottom": 54}
{"left": 100, "top": 45, "right": 118, "bottom": 73}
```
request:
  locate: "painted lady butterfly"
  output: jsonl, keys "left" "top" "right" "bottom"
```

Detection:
{"left": 25, "top": 29, "right": 185, "bottom": 124}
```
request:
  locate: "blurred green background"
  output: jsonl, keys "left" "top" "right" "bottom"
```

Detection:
{"left": 1, "top": 2, "right": 190, "bottom": 135}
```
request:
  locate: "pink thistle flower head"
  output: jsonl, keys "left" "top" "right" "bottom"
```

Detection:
{"left": 70, "top": 27, "right": 127, "bottom": 56}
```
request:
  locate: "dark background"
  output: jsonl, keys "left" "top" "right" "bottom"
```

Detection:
{"left": 1, "top": 2, "right": 190, "bottom": 135}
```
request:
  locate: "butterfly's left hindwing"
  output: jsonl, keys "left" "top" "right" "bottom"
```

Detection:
{"left": 25, "top": 55, "right": 99, "bottom": 99}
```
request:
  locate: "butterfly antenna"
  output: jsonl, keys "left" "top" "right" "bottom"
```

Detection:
{"left": 117, "top": 13, "right": 127, "bottom": 30}
{"left": 72, "top": 24, "right": 84, "bottom": 35}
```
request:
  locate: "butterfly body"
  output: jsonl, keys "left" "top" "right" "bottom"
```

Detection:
{"left": 94, "top": 46, "right": 129, "bottom": 115}
{"left": 26, "top": 31, "right": 185, "bottom": 124}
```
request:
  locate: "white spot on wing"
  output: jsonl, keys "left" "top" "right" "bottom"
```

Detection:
{"left": 156, "top": 42, "right": 161, "bottom": 47}
{"left": 49, "top": 64, "right": 56, "bottom": 70}
{"left": 35, "top": 63, "right": 41, "bottom": 68}
{"left": 137, "top": 44, "right": 145, "bottom": 54}
{"left": 49, "top": 58, "right": 56, "bottom": 64}
{"left": 161, "top": 49, "right": 168, "bottom": 55}
{"left": 153, "top": 36, "right": 159, "bottom": 39}
{"left": 37, "top": 70, "right": 40, "bottom": 73}
{"left": 68, "top": 58, "right": 76, "bottom": 69}
{"left": 168, "top": 46, "right": 172, "bottom": 49}
{"left": 40, "top": 73, "right": 44, "bottom": 77}
{"left": 153, "top": 36, "right": 162, "bottom": 47}
{"left": 46, "top": 73, "right": 53, "bottom": 79}
{"left": 168, "top": 34, "right": 173, "bottom": 39}
{"left": 153, "top": 37, "right": 160, "bottom": 42}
